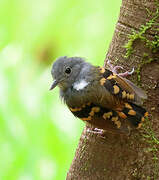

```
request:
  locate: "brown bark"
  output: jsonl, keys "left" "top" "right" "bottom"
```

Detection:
{"left": 67, "top": 0, "right": 159, "bottom": 179}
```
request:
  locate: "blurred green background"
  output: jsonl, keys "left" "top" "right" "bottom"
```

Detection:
{"left": 0, "top": 0, "right": 121, "bottom": 179}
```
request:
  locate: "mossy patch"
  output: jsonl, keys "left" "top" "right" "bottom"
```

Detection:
{"left": 123, "top": 7, "right": 159, "bottom": 85}
{"left": 124, "top": 9, "right": 159, "bottom": 58}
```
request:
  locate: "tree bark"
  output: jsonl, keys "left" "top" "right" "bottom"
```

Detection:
{"left": 67, "top": 0, "right": 159, "bottom": 179}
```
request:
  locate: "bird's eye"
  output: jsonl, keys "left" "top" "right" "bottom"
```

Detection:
{"left": 65, "top": 67, "right": 72, "bottom": 74}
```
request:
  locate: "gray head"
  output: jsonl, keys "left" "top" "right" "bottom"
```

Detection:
{"left": 50, "top": 56, "right": 88, "bottom": 91}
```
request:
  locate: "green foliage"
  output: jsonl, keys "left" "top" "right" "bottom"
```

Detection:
{"left": 0, "top": 0, "right": 121, "bottom": 179}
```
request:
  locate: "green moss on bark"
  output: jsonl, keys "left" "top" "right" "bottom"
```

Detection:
{"left": 124, "top": 9, "right": 159, "bottom": 58}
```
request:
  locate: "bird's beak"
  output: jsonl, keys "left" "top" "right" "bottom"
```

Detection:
{"left": 49, "top": 79, "right": 59, "bottom": 90}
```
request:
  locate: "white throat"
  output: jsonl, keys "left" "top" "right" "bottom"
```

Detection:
{"left": 73, "top": 79, "right": 89, "bottom": 91}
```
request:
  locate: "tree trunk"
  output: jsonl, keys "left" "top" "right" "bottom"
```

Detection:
{"left": 67, "top": 0, "right": 159, "bottom": 179}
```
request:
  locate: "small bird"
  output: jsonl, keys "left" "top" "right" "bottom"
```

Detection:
{"left": 50, "top": 56, "right": 148, "bottom": 135}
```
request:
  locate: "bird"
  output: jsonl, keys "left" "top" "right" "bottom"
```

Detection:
{"left": 50, "top": 56, "right": 148, "bottom": 135}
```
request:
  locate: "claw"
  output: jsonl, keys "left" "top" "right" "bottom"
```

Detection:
{"left": 128, "top": 67, "right": 134, "bottom": 75}
{"left": 87, "top": 128, "right": 106, "bottom": 138}
{"left": 118, "top": 67, "right": 134, "bottom": 77}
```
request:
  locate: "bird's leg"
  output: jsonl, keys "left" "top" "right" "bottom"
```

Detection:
{"left": 107, "top": 59, "right": 134, "bottom": 78}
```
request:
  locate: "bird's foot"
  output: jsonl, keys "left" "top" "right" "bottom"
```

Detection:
{"left": 107, "top": 59, "right": 134, "bottom": 78}
{"left": 87, "top": 127, "right": 106, "bottom": 138}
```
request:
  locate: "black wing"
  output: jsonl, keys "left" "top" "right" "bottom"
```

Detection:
{"left": 98, "top": 67, "right": 147, "bottom": 105}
